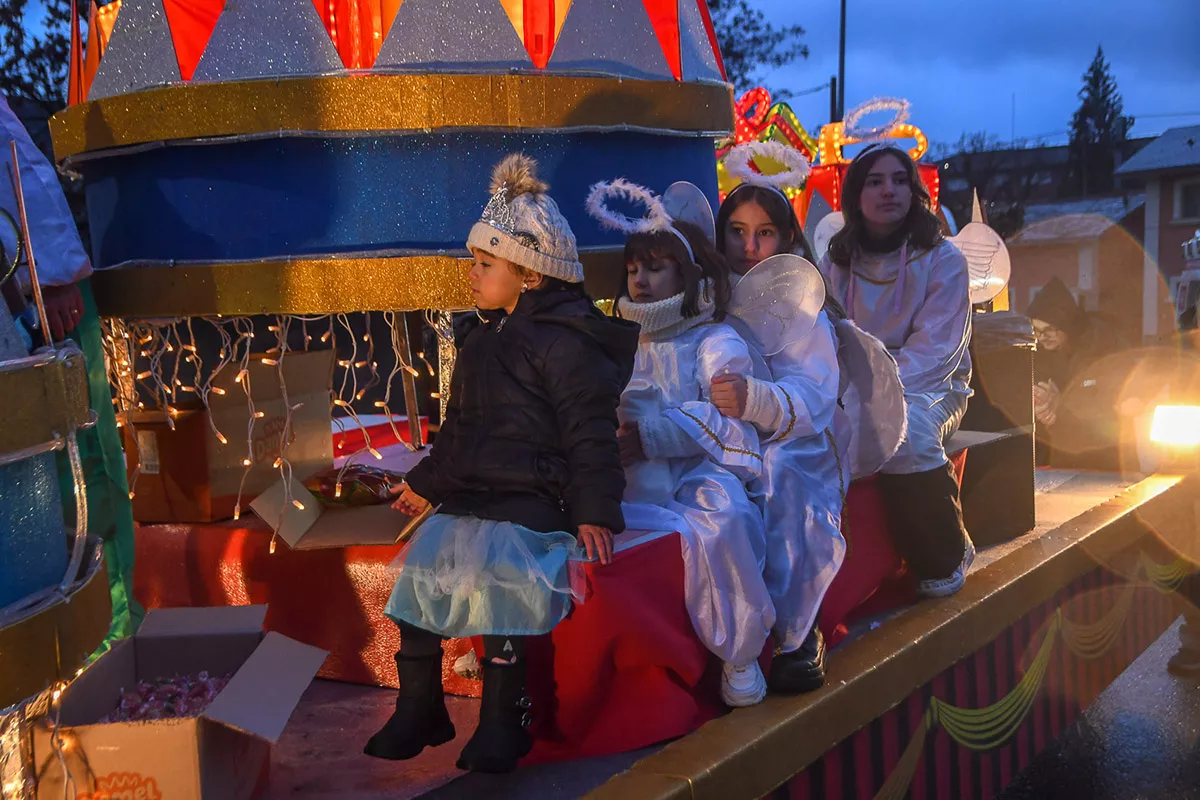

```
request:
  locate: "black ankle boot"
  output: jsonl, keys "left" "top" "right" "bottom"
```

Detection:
{"left": 768, "top": 626, "right": 826, "bottom": 695}
{"left": 364, "top": 652, "right": 456, "bottom": 760}
{"left": 455, "top": 658, "right": 533, "bottom": 773}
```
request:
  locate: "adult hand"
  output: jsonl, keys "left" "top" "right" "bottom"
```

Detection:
{"left": 389, "top": 483, "right": 430, "bottom": 516}
{"left": 617, "top": 421, "right": 645, "bottom": 466}
{"left": 41, "top": 283, "right": 84, "bottom": 342}
{"left": 711, "top": 374, "right": 748, "bottom": 418}
{"left": 577, "top": 524, "right": 614, "bottom": 565}
{"left": 1033, "top": 381, "right": 1058, "bottom": 426}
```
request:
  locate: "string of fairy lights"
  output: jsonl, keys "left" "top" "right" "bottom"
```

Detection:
{"left": 99, "top": 311, "right": 453, "bottom": 550}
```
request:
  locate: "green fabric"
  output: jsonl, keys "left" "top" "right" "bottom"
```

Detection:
{"left": 54, "top": 278, "right": 143, "bottom": 646}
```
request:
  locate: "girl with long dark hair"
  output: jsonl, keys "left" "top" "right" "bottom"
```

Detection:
{"left": 709, "top": 151, "right": 848, "bottom": 695}
{"left": 820, "top": 144, "right": 974, "bottom": 598}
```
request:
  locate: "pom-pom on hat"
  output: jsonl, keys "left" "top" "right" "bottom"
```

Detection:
{"left": 467, "top": 153, "right": 584, "bottom": 283}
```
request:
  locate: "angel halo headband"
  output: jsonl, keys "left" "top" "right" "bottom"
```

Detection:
{"left": 723, "top": 140, "right": 812, "bottom": 204}
{"left": 585, "top": 178, "right": 704, "bottom": 266}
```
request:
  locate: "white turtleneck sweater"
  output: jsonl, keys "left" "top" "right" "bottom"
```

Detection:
{"left": 615, "top": 289, "right": 762, "bottom": 489}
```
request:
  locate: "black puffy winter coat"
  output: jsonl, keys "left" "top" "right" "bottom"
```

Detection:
{"left": 404, "top": 287, "right": 639, "bottom": 535}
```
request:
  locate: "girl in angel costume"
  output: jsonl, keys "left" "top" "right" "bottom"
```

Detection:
{"left": 367, "top": 154, "right": 639, "bottom": 773}
{"left": 820, "top": 141, "right": 974, "bottom": 598}
{"left": 586, "top": 179, "right": 776, "bottom": 707}
{"left": 710, "top": 141, "right": 908, "bottom": 693}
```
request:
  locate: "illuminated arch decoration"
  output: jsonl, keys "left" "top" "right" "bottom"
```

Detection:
{"left": 715, "top": 87, "right": 819, "bottom": 217}
{"left": 799, "top": 106, "right": 940, "bottom": 228}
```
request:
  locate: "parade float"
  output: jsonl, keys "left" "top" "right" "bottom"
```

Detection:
{"left": 1, "top": 0, "right": 1192, "bottom": 797}
{"left": 46, "top": 0, "right": 745, "bottom": 769}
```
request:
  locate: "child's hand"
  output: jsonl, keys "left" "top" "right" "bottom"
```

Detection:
{"left": 578, "top": 524, "right": 614, "bottom": 565}
{"left": 390, "top": 483, "right": 430, "bottom": 516}
{"left": 617, "top": 421, "right": 645, "bottom": 466}
{"left": 711, "top": 374, "right": 748, "bottom": 418}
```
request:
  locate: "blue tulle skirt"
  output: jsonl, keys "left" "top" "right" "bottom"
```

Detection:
{"left": 384, "top": 513, "right": 587, "bottom": 638}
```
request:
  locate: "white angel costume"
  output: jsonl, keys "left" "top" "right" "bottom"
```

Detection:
{"left": 728, "top": 268, "right": 850, "bottom": 653}
{"left": 821, "top": 239, "right": 973, "bottom": 474}
{"left": 616, "top": 290, "right": 775, "bottom": 669}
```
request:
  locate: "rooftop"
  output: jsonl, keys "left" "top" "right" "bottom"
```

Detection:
{"left": 1008, "top": 194, "right": 1144, "bottom": 246}
{"left": 1115, "top": 126, "right": 1200, "bottom": 176}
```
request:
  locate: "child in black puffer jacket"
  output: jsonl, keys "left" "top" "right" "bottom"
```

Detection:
{"left": 365, "top": 154, "right": 638, "bottom": 774}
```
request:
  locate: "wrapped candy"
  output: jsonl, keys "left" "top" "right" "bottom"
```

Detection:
{"left": 102, "top": 671, "right": 232, "bottom": 723}
{"left": 303, "top": 464, "right": 404, "bottom": 508}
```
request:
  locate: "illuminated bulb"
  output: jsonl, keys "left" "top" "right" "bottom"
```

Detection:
{"left": 261, "top": 358, "right": 278, "bottom": 366}
{"left": 254, "top": 411, "right": 266, "bottom": 418}
{"left": 267, "top": 325, "right": 279, "bottom": 332}
{"left": 369, "top": 448, "right": 383, "bottom": 460}
{"left": 269, "top": 537, "right": 276, "bottom": 554}
{"left": 137, "top": 402, "right": 145, "bottom": 409}
{"left": 136, "top": 371, "right": 151, "bottom": 380}
{"left": 362, "top": 334, "right": 369, "bottom": 343}
{"left": 337, "top": 359, "right": 351, "bottom": 367}
{"left": 216, "top": 432, "right": 228, "bottom": 444}
{"left": 292, "top": 500, "right": 306, "bottom": 511}
{"left": 404, "top": 366, "right": 420, "bottom": 377}
{"left": 374, "top": 401, "right": 386, "bottom": 408}
{"left": 273, "top": 458, "right": 283, "bottom": 468}
{"left": 233, "top": 506, "right": 241, "bottom": 520}
{"left": 335, "top": 483, "right": 342, "bottom": 498}
{"left": 356, "top": 391, "right": 366, "bottom": 400}
{"left": 243, "top": 458, "right": 252, "bottom": 467}
{"left": 166, "top": 344, "right": 174, "bottom": 352}
{"left": 184, "top": 344, "right": 198, "bottom": 352}
{"left": 431, "top": 392, "right": 441, "bottom": 399}
{"left": 128, "top": 490, "right": 135, "bottom": 499}
{"left": 321, "top": 331, "right": 332, "bottom": 343}
{"left": 333, "top": 399, "right": 349, "bottom": 407}
{"left": 212, "top": 387, "right": 227, "bottom": 396}
{"left": 52, "top": 689, "right": 61, "bottom": 701}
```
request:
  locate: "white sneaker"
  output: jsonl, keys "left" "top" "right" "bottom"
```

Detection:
{"left": 918, "top": 535, "right": 977, "bottom": 599}
{"left": 720, "top": 661, "right": 767, "bottom": 707}
{"left": 452, "top": 649, "right": 481, "bottom": 681}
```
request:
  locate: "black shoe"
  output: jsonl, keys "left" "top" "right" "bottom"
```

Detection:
{"left": 456, "top": 659, "right": 534, "bottom": 773}
{"left": 364, "top": 652, "right": 456, "bottom": 760}
{"left": 768, "top": 627, "right": 826, "bottom": 695}
{"left": 1168, "top": 648, "right": 1200, "bottom": 678}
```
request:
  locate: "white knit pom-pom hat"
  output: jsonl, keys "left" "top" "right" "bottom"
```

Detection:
{"left": 466, "top": 153, "right": 584, "bottom": 283}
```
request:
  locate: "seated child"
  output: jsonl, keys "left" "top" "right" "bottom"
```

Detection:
{"left": 819, "top": 143, "right": 974, "bottom": 597}
{"left": 588, "top": 179, "right": 775, "bottom": 707}
{"left": 366, "top": 154, "right": 638, "bottom": 773}
{"left": 712, "top": 156, "right": 850, "bottom": 693}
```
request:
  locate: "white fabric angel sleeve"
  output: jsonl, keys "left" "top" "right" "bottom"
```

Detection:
{"left": 894, "top": 242, "right": 972, "bottom": 394}
{"left": 0, "top": 96, "right": 91, "bottom": 288}
{"left": 742, "top": 312, "right": 840, "bottom": 442}
{"left": 645, "top": 325, "right": 763, "bottom": 475}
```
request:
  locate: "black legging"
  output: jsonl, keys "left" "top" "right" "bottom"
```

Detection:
{"left": 397, "top": 620, "right": 527, "bottom": 664}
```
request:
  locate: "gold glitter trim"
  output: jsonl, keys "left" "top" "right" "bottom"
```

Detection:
{"left": 0, "top": 547, "right": 110, "bottom": 709}
{"left": 851, "top": 270, "right": 897, "bottom": 286}
{"left": 0, "top": 354, "right": 92, "bottom": 457}
{"left": 764, "top": 385, "right": 797, "bottom": 444}
{"left": 51, "top": 74, "right": 735, "bottom": 161}
{"left": 90, "top": 249, "right": 626, "bottom": 317}
{"left": 675, "top": 408, "right": 763, "bottom": 462}
{"left": 91, "top": 255, "right": 473, "bottom": 317}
